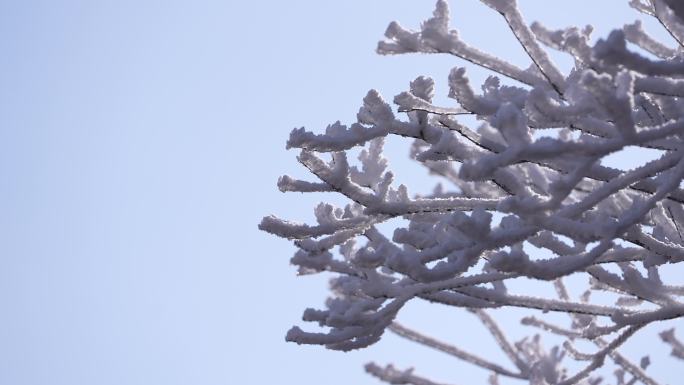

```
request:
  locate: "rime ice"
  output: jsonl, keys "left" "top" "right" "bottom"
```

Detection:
{"left": 261, "top": 1, "right": 684, "bottom": 384}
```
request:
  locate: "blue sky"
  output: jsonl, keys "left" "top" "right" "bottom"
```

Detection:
{"left": 0, "top": 1, "right": 680, "bottom": 384}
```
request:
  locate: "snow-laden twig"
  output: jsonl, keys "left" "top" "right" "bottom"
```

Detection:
{"left": 365, "top": 362, "right": 455, "bottom": 385}
{"left": 263, "top": 0, "right": 684, "bottom": 383}
{"left": 389, "top": 322, "right": 526, "bottom": 379}
{"left": 659, "top": 328, "right": 684, "bottom": 359}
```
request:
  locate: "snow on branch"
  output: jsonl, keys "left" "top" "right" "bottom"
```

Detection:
{"left": 262, "top": 1, "right": 684, "bottom": 384}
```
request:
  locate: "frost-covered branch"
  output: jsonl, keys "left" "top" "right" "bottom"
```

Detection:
{"left": 263, "top": 1, "right": 684, "bottom": 383}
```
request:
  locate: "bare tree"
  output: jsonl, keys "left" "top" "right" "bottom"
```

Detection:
{"left": 260, "top": 0, "right": 684, "bottom": 384}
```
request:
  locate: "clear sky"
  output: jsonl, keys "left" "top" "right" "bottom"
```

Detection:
{"left": 0, "top": 1, "right": 680, "bottom": 384}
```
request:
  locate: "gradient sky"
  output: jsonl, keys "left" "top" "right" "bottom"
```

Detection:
{"left": 0, "top": 1, "right": 680, "bottom": 384}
